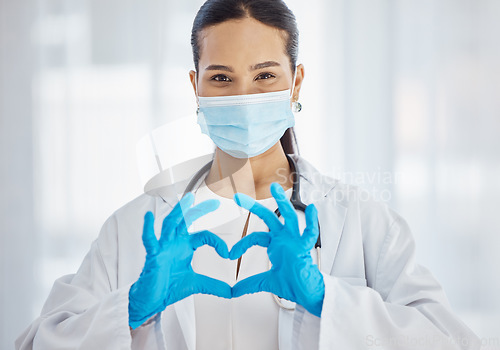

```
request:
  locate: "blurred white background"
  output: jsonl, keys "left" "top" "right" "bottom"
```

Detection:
{"left": 1, "top": 0, "right": 499, "bottom": 348}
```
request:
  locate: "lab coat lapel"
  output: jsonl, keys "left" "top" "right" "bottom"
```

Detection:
{"left": 173, "top": 296, "right": 196, "bottom": 350}
{"left": 315, "top": 198, "right": 347, "bottom": 275}
{"left": 294, "top": 155, "right": 348, "bottom": 275}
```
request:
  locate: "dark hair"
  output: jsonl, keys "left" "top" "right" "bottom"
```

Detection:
{"left": 191, "top": 0, "right": 300, "bottom": 155}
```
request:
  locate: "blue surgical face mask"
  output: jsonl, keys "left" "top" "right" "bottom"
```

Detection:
{"left": 196, "top": 87, "right": 296, "bottom": 159}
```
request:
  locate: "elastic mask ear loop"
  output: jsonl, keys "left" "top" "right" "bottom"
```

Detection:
{"left": 290, "top": 68, "right": 297, "bottom": 99}
{"left": 290, "top": 67, "right": 302, "bottom": 113}
{"left": 195, "top": 72, "right": 200, "bottom": 114}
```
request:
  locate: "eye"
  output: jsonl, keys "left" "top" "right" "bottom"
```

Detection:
{"left": 255, "top": 72, "right": 276, "bottom": 81}
{"left": 210, "top": 74, "right": 232, "bottom": 82}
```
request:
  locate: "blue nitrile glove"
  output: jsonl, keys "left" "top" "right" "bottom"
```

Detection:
{"left": 229, "top": 182, "right": 325, "bottom": 317}
{"left": 129, "top": 192, "right": 231, "bottom": 329}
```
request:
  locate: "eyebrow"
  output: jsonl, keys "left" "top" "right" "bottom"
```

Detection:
{"left": 205, "top": 64, "right": 234, "bottom": 72}
{"left": 203, "top": 61, "right": 281, "bottom": 73}
{"left": 250, "top": 61, "right": 281, "bottom": 71}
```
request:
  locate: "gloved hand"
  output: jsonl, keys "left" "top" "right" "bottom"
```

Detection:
{"left": 129, "top": 192, "right": 231, "bottom": 329}
{"left": 229, "top": 182, "right": 324, "bottom": 317}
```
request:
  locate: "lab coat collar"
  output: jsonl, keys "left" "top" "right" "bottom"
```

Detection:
{"left": 291, "top": 154, "right": 340, "bottom": 201}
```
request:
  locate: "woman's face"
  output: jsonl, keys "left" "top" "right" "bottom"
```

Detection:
{"left": 189, "top": 17, "right": 304, "bottom": 99}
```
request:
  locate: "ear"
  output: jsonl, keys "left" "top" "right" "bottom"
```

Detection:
{"left": 189, "top": 70, "right": 197, "bottom": 97}
{"left": 292, "top": 64, "right": 305, "bottom": 102}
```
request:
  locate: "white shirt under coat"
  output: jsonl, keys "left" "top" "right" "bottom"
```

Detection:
{"left": 192, "top": 183, "right": 301, "bottom": 350}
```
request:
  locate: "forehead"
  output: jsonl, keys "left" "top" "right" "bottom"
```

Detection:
{"left": 198, "top": 17, "right": 290, "bottom": 69}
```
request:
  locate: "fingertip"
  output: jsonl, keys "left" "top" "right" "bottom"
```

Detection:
{"left": 215, "top": 236, "right": 229, "bottom": 255}
{"left": 218, "top": 244, "right": 229, "bottom": 259}
{"left": 143, "top": 212, "right": 155, "bottom": 231}
{"left": 208, "top": 199, "right": 221, "bottom": 210}
{"left": 182, "top": 192, "right": 195, "bottom": 204}
{"left": 222, "top": 283, "right": 233, "bottom": 299}
{"left": 215, "top": 284, "right": 232, "bottom": 299}
{"left": 270, "top": 182, "right": 285, "bottom": 199}
{"left": 306, "top": 203, "right": 317, "bottom": 216}
{"left": 231, "top": 284, "right": 243, "bottom": 298}
{"left": 196, "top": 199, "right": 221, "bottom": 215}
{"left": 210, "top": 238, "right": 229, "bottom": 259}
{"left": 142, "top": 212, "right": 158, "bottom": 252}
{"left": 231, "top": 280, "right": 259, "bottom": 298}
{"left": 233, "top": 193, "right": 254, "bottom": 209}
{"left": 270, "top": 182, "right": 281, "bottom": 191}
{"left": 228, "top": 247, "right": 241, "bottom": 260}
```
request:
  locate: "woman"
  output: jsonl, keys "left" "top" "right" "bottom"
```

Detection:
{"left": 16, "top": 0, "right": 480, "bottom": 349}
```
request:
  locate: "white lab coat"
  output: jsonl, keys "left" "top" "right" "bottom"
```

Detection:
{"left": 16, "top": 155, "right": 480, "bottom": 350}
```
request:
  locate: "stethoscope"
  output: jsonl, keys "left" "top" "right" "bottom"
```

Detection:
{"left": 182, "top": 154, "right": 321, "bottom": 310}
